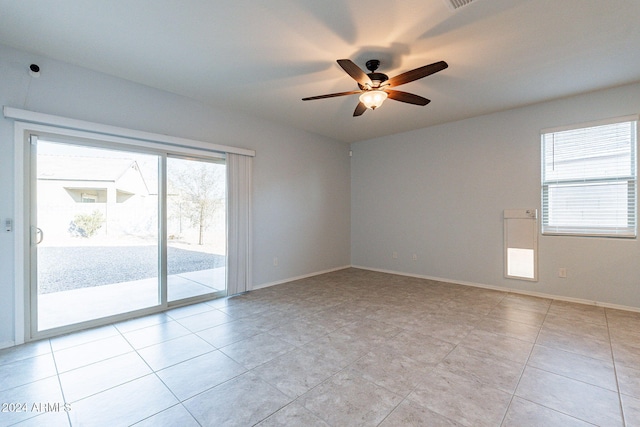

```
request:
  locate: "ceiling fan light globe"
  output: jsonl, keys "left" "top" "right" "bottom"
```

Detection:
{"left": 359, "top": 90, "right": 388, "bottom": 110}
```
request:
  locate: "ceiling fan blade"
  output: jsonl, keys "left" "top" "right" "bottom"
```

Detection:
{"left": 302, "top": 90, "right": 362, "bottom": 101}
{"left": 337, "top": 59, "right": 373, "bottom": 87}
{"left": 386, "top": 90, "right": 431, "bottom": 106}
{"left": 387, "top": 61, "right": 448, "bottom": 87}
{"left": 353, "top": 102, "right": 367, "bottom": 116}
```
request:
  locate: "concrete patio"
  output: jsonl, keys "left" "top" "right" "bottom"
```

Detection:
{"left": 38, "top": 267, "right": 226, "bottom": 331}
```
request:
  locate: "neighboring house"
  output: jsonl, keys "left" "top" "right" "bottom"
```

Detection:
{"left": 37, "top": 155, "right": 156, "bottom": 241}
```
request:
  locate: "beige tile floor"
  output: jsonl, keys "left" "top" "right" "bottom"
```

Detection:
{"left": 1, "top": 268, "right": 639, "bottom": 426}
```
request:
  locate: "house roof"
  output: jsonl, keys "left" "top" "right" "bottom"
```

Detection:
{"left": 37, "top": 155, "right": 140, "bottom": 183}
{"left": 2, "top": 1, "right": 640, "bottom": 143}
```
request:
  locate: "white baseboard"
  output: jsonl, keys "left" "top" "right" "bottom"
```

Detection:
{"left": 252, "top": 265, "right": 351, "bottom": 291}
{"left": 351, "top": 265, "right": 640, "bottom": 313}
{"left": 0, "top": 340, "right": 16, "bottom": 350}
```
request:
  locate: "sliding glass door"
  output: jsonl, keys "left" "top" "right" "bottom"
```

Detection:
{"left": 30, "top": 136, "right": 226, "bottom": 336}
{"left": 167, "top": 156, "right": 226, "bottom": 302}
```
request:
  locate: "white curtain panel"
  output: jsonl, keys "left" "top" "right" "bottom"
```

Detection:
{"left": 226, "top": 153, "right": 253, "bottom": 295}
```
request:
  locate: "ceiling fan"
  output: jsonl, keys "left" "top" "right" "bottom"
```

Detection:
{"left": 302, "top": 59, "right": 448, "bottom": 116}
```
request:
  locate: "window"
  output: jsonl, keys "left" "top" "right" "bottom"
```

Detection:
{"left": 81, "top": 193, "right": 97, "bottom": 203}
{"left": 541, "top": 117, "right": 637, "bottom": 237}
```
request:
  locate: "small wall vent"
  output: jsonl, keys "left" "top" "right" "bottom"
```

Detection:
{"left": 443, "top": 0, "right": 477, "bottom": 10}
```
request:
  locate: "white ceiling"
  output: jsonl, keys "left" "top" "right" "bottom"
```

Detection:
{"left": 2, "top": 0, "right": 640, "bottom": 143}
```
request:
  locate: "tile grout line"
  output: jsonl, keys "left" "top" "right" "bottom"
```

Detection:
{"left": 264, "top": 318, "right": 406, "bottom": 426}
{"left": 604, "top": 309, "right": 628, "bottom": 427}
{"left": 348, "top": 294, "right": 477, "bottom": 426}
{"left": 357, "top": 323, "right": 426, "bottom": 427}
{"left": 118, "top": 319, "right": 206, "bottom": 427}
{"left": 57, "top": 321, "right": 197, "bottom": 425}
{"left": 497, "top": 298, "right": 550, "bottom": 426}
{"left": 502, "top": 302, "right": 618, "bottom": 426}
{"left": 48, "top": 338, "right": 73, "bottom": 427}
{"left": 135, "top": 305, "right": 297, "bottom": 425}
{"left": 393, "top": 292, "right": 507, "bottom": 426}
{"left": 377, "top": 291, "right": 524, "bottom": 425}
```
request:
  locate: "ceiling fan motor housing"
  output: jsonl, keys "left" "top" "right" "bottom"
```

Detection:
{"left": 362, "top": 60, "right": 389, "bottom": 89}
{"left": 367, "top": 72, "right": 389, "bottom": 87}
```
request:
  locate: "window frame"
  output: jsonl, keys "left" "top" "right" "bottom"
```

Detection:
{"left": 540, "top": 116, "right": 638, "bottom": 238}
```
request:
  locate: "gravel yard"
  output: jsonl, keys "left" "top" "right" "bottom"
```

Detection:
{"left": 37, "top": 246, "right": 225, "bottom": 293}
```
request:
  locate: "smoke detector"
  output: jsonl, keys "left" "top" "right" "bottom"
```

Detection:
{"left": 443, "top": 0, "right": 477, "bottom": 10}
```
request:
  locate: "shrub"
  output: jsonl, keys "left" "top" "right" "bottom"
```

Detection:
{"left": 73, "top": 210, "right": 105, "bottom": 237}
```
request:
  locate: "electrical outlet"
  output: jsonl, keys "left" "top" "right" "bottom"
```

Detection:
{"left": 273, "top": 257, "right": 278, "bottom": 267}
{"left": 392, "top": 252, "right": 398, "bottom": 259}
{"left": 412, "top": 253, "right": 417, "bottom": 261}
{"left": 558, "top": 268, "right": 567, "bottom": 278}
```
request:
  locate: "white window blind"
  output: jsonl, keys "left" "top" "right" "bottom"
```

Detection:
{"left": 541, "top": 118, "right": 637, "bottom": 238}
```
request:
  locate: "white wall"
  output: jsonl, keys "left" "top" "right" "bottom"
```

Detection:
{"left": 351, "top": 82, "right": 640, "bottom": 310}
{"left": 0, "top": 45, "right": 351, "bottom": 346}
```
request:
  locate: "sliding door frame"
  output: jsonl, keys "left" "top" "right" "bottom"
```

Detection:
{"left": 15, "top": 120, "right": 231, "bottom": 342}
